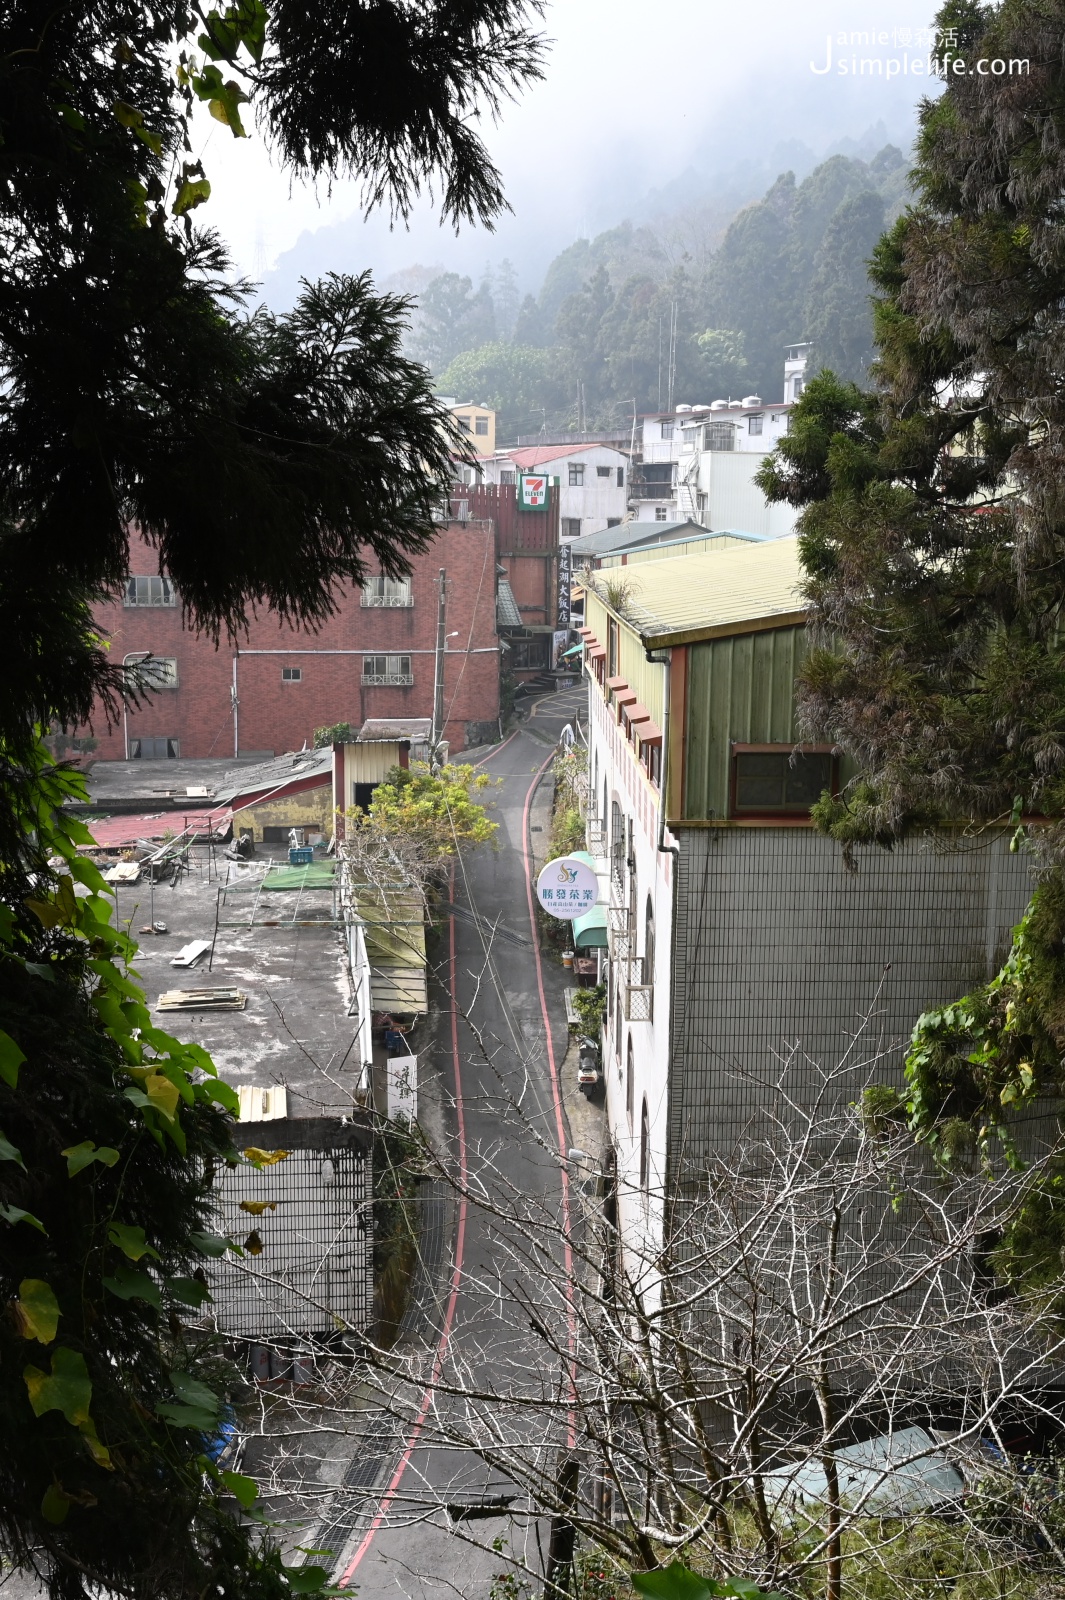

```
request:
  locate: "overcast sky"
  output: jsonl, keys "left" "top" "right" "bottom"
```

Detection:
{"left": 197, "top": 0, "right": 940, "bottom": 307}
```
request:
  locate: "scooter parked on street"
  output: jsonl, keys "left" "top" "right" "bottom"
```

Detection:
{"left": 577, "top": 1035, "right": 601, "bottom": 1098}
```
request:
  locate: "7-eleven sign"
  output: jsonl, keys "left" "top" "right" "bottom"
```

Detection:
{"left": 518, "top": 473, "right": 549, "bottom": 510}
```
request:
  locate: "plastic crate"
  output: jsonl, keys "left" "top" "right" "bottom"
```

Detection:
{"left": 288, "top": 846, "right": 314, "bottom": 865}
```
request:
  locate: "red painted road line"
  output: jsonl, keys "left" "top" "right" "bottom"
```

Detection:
{"left": 339, "top": 871, "right": 468, "bottom": 1584}
{"left": 474, "top": 727, "right": 520, "bottom": 768}
{"left": 340, "top": 732, "right": 572, "bottom": 1579}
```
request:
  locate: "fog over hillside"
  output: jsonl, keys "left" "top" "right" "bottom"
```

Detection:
{"left": 197, "top": 2, "right": 938, "bottom": 309}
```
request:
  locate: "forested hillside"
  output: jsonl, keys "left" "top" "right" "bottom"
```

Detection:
{"left": 414, "top": 145, "right": 911, "bottom": 444}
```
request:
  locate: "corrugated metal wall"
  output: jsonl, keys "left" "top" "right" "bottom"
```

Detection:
{"left": 667, "top": 828, "right": 1033, "bottom": 1185}
{"left": 584, "top": 590, "right": 664, "bottom": 725}
{"left": 701, "top": 452, "right": 800, "bottom": 538}
{"left": 599, "top": 533, "right": 749, "bottom": 568}
{"left": 683, "top": 626, "right": 809, "bottom": 818}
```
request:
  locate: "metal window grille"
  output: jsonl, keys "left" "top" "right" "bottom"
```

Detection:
{"left": 124, "top": 575, "right": 177, "bottom": 607}
{"left": 209, "top": 1147, "right": 372, "bottom": 1340}
{"left": 362, "top": 655, "right": 414, "bottom": 686}
{"left": 623, "top": 983, "right": 654, "bottom": 1022}
{"left": 704, "top": 422, "right": 735, "bottom": 452}
{"left": 361, "top": 576, "right": 413, "bottom": 607}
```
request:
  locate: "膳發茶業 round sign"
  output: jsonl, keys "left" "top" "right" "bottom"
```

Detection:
{"left": 535, "top": 856, "right": 599, "bottom": 920}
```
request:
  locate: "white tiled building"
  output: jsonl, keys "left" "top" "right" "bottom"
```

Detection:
{"left": 474, "top": 443, "right": 629, "bottom": 541}
{"left": 627, "top": 344, "right": 810, "bottom": 531}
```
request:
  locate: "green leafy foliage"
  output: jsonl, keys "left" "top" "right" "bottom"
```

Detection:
{"left": 753, "top": 1, "right": 1065, "bottom": 1320}
{"left": 313, "top": 722, "right": 357, "bottom": 748}
{"left": 0, "top": 739, "right": 339, "bottom": 1599}
{"left": 571, "top": 984, "right": 605, "bottom": 1044}
{"left": 437, "top": 341, "right": 569, "bottom": 441}
{"left": 631, "top": 1562, "right": 786, "bottom": 1600}
{"left": 366, "top": 762, "right": 499, "bottom": 862}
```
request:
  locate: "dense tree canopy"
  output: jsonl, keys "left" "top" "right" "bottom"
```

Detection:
{"left": 1, "top": 0, "right": 546, "bottom": 758}
{"left": 421, "top": 145, "right": 908, "bottom": 442}
{"left": 0, "top": 2, "right": 545, "bottom": 1596}
{"left": 757, "top": 0, "right": 1065, "bottom": 1162}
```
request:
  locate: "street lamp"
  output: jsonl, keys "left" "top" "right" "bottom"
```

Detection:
{"left": 122, "top": 651, "right": 151, "bottom": 760}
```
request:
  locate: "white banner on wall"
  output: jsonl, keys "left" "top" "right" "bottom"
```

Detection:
{"left": 387, "top": 1053, "right": 418, "bottom": 1124}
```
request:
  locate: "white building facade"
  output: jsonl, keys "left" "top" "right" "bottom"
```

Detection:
{"left": 580, "top": 609, "right": 674, "bottom": 1280}
{"left": 476, "top": 443, "right": 629, "bottom": 541}
{"left": 628, "top": 345, "right": 810, "bottom": 531}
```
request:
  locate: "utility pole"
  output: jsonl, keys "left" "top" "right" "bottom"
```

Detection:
{"left": 431, "top": 567, "right": 447, "bottom": 770}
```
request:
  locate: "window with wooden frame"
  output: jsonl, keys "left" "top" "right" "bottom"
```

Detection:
{"left": 730, "top": 744, "right": 836, "bottom": 816}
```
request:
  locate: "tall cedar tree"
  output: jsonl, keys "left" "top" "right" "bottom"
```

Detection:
{"left": 756, "top": 0, "right": 1065, "bottom": 1154}
{"left": 0, "top": 3, "right": 544, "bottom": 1597}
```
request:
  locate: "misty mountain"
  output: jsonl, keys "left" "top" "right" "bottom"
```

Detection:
{"left": 429, "top": 144, "right": 911, "bottom": 443}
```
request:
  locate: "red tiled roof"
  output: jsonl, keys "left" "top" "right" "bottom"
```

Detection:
{"left": 499, "top": 444, "right": 620, "bottom": 469}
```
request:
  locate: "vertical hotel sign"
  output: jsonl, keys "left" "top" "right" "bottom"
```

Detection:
{"left": 557, "top": 539, "right": 572, "bottom": 628}
{"left": 518, "top": 473, "right": 549, "bottom": 510}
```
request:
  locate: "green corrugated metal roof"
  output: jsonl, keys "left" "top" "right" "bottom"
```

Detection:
{"left": 610, "top": 535, "right": 805, "bottom": 647}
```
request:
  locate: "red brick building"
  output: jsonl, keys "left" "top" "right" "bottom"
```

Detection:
{"left": 85, "top": 486, "right": 561, "bottom": 761}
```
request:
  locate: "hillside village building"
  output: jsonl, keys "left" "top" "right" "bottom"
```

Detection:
{"left": 440, "top": 399, "right": 497, "bottom": 457}
{"left": 577, "top": 536, "right": 1032, "bottom": 1263}
{"left": 86, "top": 487, "right": 561, "bottom": 759}
{"left": 472, "top": 443, "right": 630, "bottom": 542}
{"left": 627, "top": 344, "right": 810, "bottom": 531}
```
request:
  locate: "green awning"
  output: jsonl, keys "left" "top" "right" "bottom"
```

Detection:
{"left": 573, "top": 905, "right": 608, "bottom": 950}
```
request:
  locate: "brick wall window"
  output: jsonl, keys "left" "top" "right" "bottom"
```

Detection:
{"left": 281, "top": 666, "right": 302, "bottom": 682}
{"left": 124, "top": 575, "right": 177, "bottom": 607}
{"left": 731, "top": 746, "right": 835, "bottom": 816}
{"left": 362, "top": 654, "right": 413, "bottom": 686}
{"left": 130, "top": 737, "right": 180, "bottom": 759}
{"left": 361, "top": 575, "right": 413, "bottom": 607}
{"left": 142, "top": 657, "right": 179, "bottom": 689}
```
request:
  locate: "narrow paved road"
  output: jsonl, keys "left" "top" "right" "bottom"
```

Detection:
{"left": 333, "top": 687, "right": 587, "bottom": 1598}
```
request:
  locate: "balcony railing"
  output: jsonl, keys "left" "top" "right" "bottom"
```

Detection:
{"left": 361, "top": 673, "right": 414, "bottom": 687}
{"left": 628, "top": 481, "right": 677, "bottom": 499}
